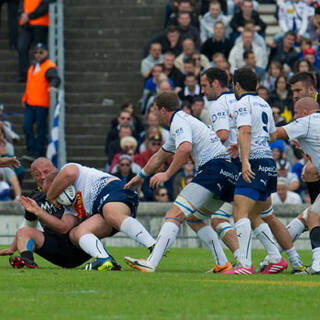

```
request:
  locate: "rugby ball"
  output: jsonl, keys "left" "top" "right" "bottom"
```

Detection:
{"left": 56, "top": 185, "right": 76, "bottom": 206}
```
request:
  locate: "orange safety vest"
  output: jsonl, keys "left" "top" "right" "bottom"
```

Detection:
{"left": 22, "top": 59, "right": 57, "bottom": 108}
{"left": 20, "top": 0, "right": 49, "bottom": 26}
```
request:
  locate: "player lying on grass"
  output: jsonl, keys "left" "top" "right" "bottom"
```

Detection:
{"left": 123, "top": 91, "right": 239, "bottom": 273}
{"left": 43, "top": 162, "right": 156, "bottom": 270}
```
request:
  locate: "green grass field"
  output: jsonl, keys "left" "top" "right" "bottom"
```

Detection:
{"left": 0, "top": 247, "right": 319, "bottom": 320}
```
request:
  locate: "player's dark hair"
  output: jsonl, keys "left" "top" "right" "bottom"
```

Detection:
{"left": 289, "top": 72, "right": 316, "bottom": 88}
{"left": 154, "top": 91, "right": 180, "bottom": 112}
{"left": 203, "top": 67, "right": 228, "bottom": 88}
{"left": 233, "top": 67, "right": 257, "bottom": 91}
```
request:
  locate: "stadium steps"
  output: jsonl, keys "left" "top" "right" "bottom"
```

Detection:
{"left": 63, "top": 0, "right": 165, "bottom": 173}
{"left": 258, "top": 4, "right": 280, "bottom": 44}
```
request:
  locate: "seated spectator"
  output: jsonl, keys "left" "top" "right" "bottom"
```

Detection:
{"left": 269, "top": 75, "right": 293, "bottom": 123}
{"left": 210, "top": 52, "right": 227, "bottom": 68}
{"left": 271, "top": 106, "right": 287, "bottom": 127}
{"left": 200, "top": 0, "right": 230, "bottom": 16}
{"left": 294, "top": 58, "right": 314, "bottom": 74}
{"left": 144, "top": 25, "right": 182, "bottom": 57}
{"left": 268, "top": 31, "right": 299, "bottom": 75}
{"left": 154, "top": 186, "right": 170, "bottom": 202}
{"left": 303, "top": 47, "right": 320, "bottom": 71}
{"left": 110, "top": 100, "right": 144, "bottom": 136}
{"left": 297, "top": 37, "right": 313, "bottom": 60}
{"left": 140, "top": 42, "right": 164, "bottom": 79}
{"left": 190, "top": 96, "right": 210, "bottom": 125}
{"left": 144, "top": 65, "right": 175, "bottom": 92}
{"left": 271, "top": 177, "right": 302, "bottom": 205}
{"left": 0, "top": 104, "right": 20, "bottom": 146}
{"left": 276, "top": 158, "right": 300, "bottom": 192}
{"left": 176, "top": 11, "right": 201, "bottom": 49}
{"left": 229, "top": 29, "right": 265, "bottom": 70}
{"left": 182, "top": 58, "right": 199, "bottom": 80}
{"left": 173, "top": 159, "right": 195, "bottom": 198}
{"left": 307, "top": 7, "right": 320, "bottom": 48}
{"left": 0, "top": 164, "right": 21, "bottom": 201}
{"left": 191, "top": 52, "right": 208, "bottom": 79}
{"left": 230, "top": 0, "right": 266, "bottom": 39}
{"left": 263, "top": 61, "right": 284, "bottom": 91}
{"left": 243, "top": 50, "right": 266, "bottom": 82}
{"left": 200, "top": 0, "right": 230, "bottom": 43}
{"left": 105, "top": 110, "right": 137, "bottom": 158}
{"left": 278, "top": 0, "right": 310, "bottom": 41}
{"left": 181, "top": 100, "right": 192, "bottom": 114}
{"left": 110, "top": 136, "right": 141, "bottom": 174}
{"left": 167, "top": 0, "right": 199, "bottom": 30}
{"left": 201, "top": 21, "right": 232, "bottom": 61}
{"left": 139, "top": 126, "right": 162, "bottom": 153}
{"left": 0, "top": 126, "right": 14, "bottom": 156}
{"left": 271, "top": 146, "right": 284, "bottom": 163}
{"left": 257, "top": 85, "right": 269, "bottom": 101}
{"left": 178, "top": 74, "right": 201, "bottom": 103}
{"left": 175, "top": 38, "right": 210, "bottom": 73}
{"left": 113, "top": 154, "right": 137, "bottom": 183}
{"left": 106, "top": 124, "right": 133, "bottom": 169}
{"left": 161, "top": 51, "right": 185, "bottom": 90}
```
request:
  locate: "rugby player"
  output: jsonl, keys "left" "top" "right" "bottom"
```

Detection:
{"left": 123, "top": 91, "right": 238, "bottom": 272}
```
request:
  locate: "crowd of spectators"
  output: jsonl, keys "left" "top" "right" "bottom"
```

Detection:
{"left": 104, "top": 0, "right": 320, "bottom": 203}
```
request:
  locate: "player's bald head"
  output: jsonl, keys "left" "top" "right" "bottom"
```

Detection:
{"left": 31, "top": 157, "right": 54, "bottom": 171}
{"left": 295, "top": 97, "right": 319, "bottom": 111}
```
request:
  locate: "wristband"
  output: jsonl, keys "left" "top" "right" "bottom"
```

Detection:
{"left": 138, "top": 169, "right": 150, "bottom": 178}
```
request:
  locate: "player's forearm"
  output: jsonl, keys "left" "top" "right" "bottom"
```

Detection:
{"left": 36, "top": 209, "right": 71, "bottom": 234}
{"left": 276, "top": 127, "right": 288, "bottom": 140}
{"left": 10, "top": 176, "right": 21, "bottom": 198}
{"left": 143, "top": 149, "right": 172, "bottom": 175}
{"left": 238, "top": 128, "right": 251, "bottom": 162}
{"left": 165, "top": 143, "right": 191, "bottom": 178}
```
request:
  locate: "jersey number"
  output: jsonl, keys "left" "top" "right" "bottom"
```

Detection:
{"left": 261, "top": 111, "right": 268, "bottom": 133}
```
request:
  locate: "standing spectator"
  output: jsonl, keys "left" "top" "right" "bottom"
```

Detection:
{"left": 161, "top": 51, "right": 185, "bottom": 90}
{"left": 271, "top": 177, "right": 302, "bottom": 205}
{"left": 243, "top": 50, "right": 266, "bottom": 81}
{"left": 228, "top": 29, "right": 265, "bottom": 70}
{"left": 200, "top": 0, "right": 230, "bottom": 43}
{"left": 263, "top": 61, "right": 284, "bottom": 91}
{"left": 144, "top": 25, "right": 182, "bottom": 57}
{"left": 278, "top": 0, "right": 310, "bottom": 41}
{"left": 176, "top": 11, "right": 201, "bottom": 49}
{"left": 154, "top": 186, "right": 170, "bottom": 202}
{"left": 175, "top": 38, "right": 210, "bottom": 73}
{"left": 178, "top": 74, "right": 201, "bottom": 103}
{"left": 269, "top": 75, "right": 293, "bottom": 123}
{"left": 0, "top": 0, "right": 19, "bottom": 49}
{"left": 167, "top": 0, "right": 199, "bottom": 30}
{"left": 21, "top": 43, "right": 60, "bottom": 161}
{"left": 140, "top": 42, "right": 163, "bottom": 79}
{"left": 18, "top": 0, "right": 50, "bottom": 82}
{"left": 201, "top": 21, "right": 232, "bottom": 61}
{"left": 230, "top": 0, "right": 266, "bottom": 39}
{"left": 268, "top": 31, "right": 299, "bottom": 74}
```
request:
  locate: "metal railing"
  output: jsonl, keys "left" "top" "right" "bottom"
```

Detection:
{"left": 48, "top": 0, "right": 66, "bottom": 169}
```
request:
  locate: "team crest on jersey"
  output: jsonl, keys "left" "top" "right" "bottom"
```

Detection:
{"left": 175, "top": 127, "right": 184, "bottom": 136}
{"left": 74, "top": 191, "right": 87, "bottom": 219}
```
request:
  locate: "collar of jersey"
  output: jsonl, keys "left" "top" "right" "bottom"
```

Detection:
{"left": 239, "top": 93, "right": 258, "bottom": 99}
{"left": 219, "top": 91, "right": 234, "bottom": 97}
{"left": 170, "top": 108, "right": 182, "bottom": 124}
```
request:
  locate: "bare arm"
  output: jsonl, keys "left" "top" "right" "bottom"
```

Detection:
{"left": 216, "top": 129, "right": 230, "bottom": 143}
{"left": 269, "top": 131, "right": 277, "bottom": 143}
{"left": 276, "top": 127, "right": 289, "bottom": 140}
{"left": 46, "top": 164, "right": 79, "bottom": 202}
{"left": 9, "top": 176, "right": 21, "bottom": 199}
{"left": 19, "top": 196, "right": 79, "bottom": 234}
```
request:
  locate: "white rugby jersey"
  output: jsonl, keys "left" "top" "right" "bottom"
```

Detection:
{"left": 233, "top": 93, "right": 275, "bottom": 160}
{"left": 162, "top": 110, "right": 229, "bottom": 170}
{"left": 283, "top": 111, "right": 320, "bottom": 173}
{"left": 207, "top": 91, "right": 238, "bottom": 149}
{"left": 62, "top": 163, "right": 117, "bottom": 218}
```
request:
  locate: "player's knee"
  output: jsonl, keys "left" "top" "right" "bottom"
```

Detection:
{"left": 215, "top": 221, "right": 233, "bottom": 239}
{"left": 211, "top": 202, "right": 233, "bottom": 220}
{"left": 173, "top": 195, "right": 195, "bottom": 219}
{"left": 16, "top": 226, "right": 34, "bottom": 238}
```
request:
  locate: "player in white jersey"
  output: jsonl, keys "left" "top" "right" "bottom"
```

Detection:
{"left": 123, "top": 91, "right": 238, "bottom": 273}
{"left": 276, "top": 97, "right": 320, "bottom": 274}
{"left": 223, "top": 68, "right": 285, "bottom": 274}
{"left": 202, "top": 68, "right": 297, "bottom": 274}
{"left": 43, "top": 163, "right": 155, "bottom": 271}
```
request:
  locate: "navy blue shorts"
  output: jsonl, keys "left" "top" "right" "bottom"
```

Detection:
{"left": 192, "top": 159, "right": 238, "bottom": 202}
{"left": 235, "top": 158, "right": 277, "bottom": 201}
{"left": 92, "top": 180, "right": 139, "bottom": 218}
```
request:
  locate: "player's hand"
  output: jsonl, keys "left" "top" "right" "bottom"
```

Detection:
{"left": 124, "top": 175, "right": 144, "bottom": 190}
{"left": 301, "top": 161, "right": 320, "bottom": 182}
{"left": 0, "top": 156, "right": 20, "bottom": 169}
{"left": 292, "top": 140, "right": 305, "bottom": 156}
{"left": 19, "top": 196, "right": 41, "bottom": 215}
{"left": 226, "top": 143, "right": 239, "bottom": 158}
{"left": 0, "top": 247, "right": 15, "bottom": 256}
{"left": 241, "top": 161, "right": 255, "bottom": 183}
{"left": 150, "top": 172, "right": 169, "bottom": 189}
